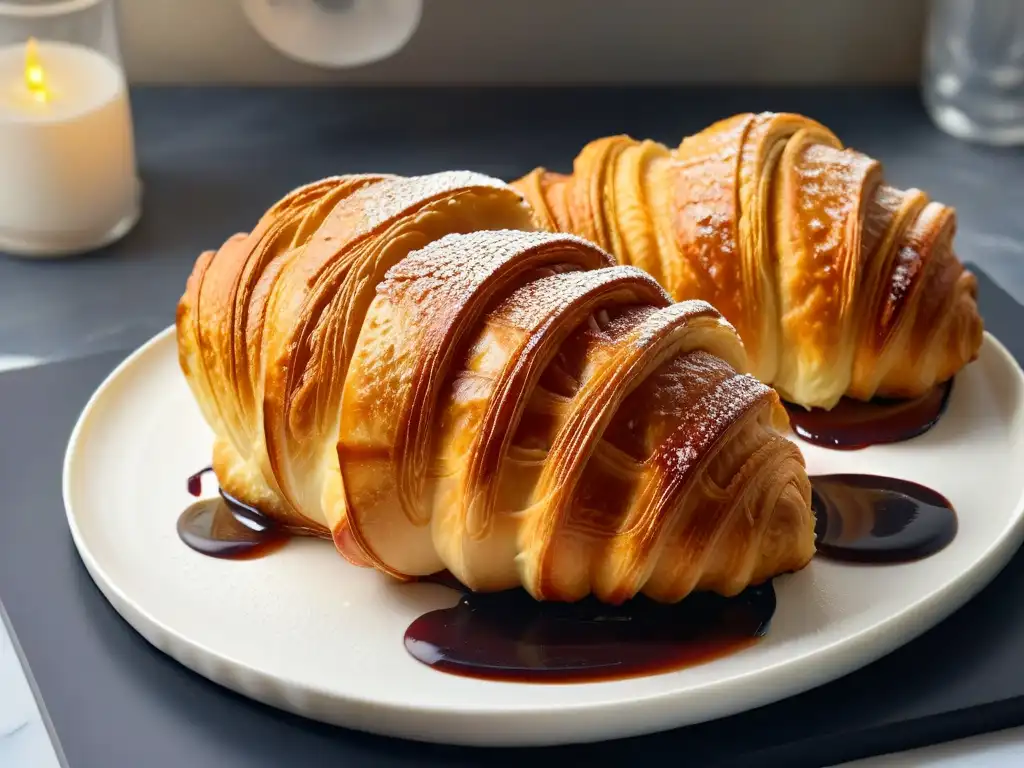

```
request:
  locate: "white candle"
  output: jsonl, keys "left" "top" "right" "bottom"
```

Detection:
{"left": 0, "top": 38, "right": 139, "bottom": 257}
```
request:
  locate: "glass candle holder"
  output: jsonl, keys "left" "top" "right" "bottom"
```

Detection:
{"left": 0, "top": 0, "right": 141, "bottom": 258}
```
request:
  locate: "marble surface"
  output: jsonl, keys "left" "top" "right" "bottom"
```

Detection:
{"left": 841, "top": 728, "right": 1024, "bottom": 766}
{"left": 0, "top": 602, "right": 63, "bottom": 768}
{"left": 0, "top": 86, "right": 1022, "bottom": 768}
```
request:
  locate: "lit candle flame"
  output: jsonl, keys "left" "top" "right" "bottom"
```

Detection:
{"left": 24, "top": 38, "right": 49, "bottom": 104}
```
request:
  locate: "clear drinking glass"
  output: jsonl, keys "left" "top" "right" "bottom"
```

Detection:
{"left": 923, "top": 0, "right": 1024, "bottom": 146}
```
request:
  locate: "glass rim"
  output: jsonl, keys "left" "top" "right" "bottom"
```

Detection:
{"left": 0, "top": 0, "right": 104, "bottom": 18}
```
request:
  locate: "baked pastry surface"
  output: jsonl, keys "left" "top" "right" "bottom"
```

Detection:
{"left": 177, "top": 172, "right": 816, "bottom": 603}
{"left": 512, "top": 112, "right": 984, "bottom": 409}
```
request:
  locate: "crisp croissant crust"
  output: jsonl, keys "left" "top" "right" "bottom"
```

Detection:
{"left": 177, "top": 172, "right": 815, "bottom": 604}
{"left": 512, "top": 112, "right": 984, "bottom": 410}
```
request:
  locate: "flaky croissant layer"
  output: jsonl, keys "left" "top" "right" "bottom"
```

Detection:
{"left": 512, "top": 112, "right": 985, "bottom": 410}
{"left": 177, "top": 172, "right": 816, "bottom": 604}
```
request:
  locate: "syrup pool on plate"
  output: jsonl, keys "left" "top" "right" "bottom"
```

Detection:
{"left": 177, "top": 468, "right": 959, "bottom": 683}
{"left": 784, "top": 380, "right": 953, "bottom": 450}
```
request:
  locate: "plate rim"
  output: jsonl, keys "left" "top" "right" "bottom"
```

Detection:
{"left": 61, "top": 326, "right": 1024, "bottom": 745}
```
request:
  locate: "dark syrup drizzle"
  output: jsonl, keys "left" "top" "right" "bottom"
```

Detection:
{"left": 784, "top": 379, "right": 953, "bottom": 451}
{"left": 811, "top": 474, "right": 958, "bottom": 563}
{"left": 177, "top": 467, "right": 957, "bottom": 683}
{"left": 404, "top": 576, "right": 775, "bottom": 684}
{"left": 177, "top": 467, "right": 325, "bottom": 560}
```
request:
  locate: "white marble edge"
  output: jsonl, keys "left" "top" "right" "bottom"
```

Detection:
{"left": 0, "top": 599, "right": 66, "bottom": 768}
{"left": 835, "top": 725, "right": 1024, "bottom": 766}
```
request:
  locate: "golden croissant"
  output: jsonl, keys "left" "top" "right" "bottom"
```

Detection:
{"left": 176, "top": 171, "right": 816, "bottom": 604}
{"left": 512, "top": 112, "right": 985, "bottom": 410}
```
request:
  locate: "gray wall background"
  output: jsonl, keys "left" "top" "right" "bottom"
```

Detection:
{"left": 117, "top": 0, "right": 930, "bottom": 85}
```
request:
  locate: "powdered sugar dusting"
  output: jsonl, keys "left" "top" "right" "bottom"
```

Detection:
{"left": 492, "top": 265, "right": 665, "bottom": 329}
{"left": 630, "top": 298, "right": 721, "bottom": 349}
{"left": 796, "top": 145, "right": 878, "bottom": 268}
{"left": 657, "top": 372, "right": 769, "bottom": 476}
{"left": 384, "top": 230, "right": 614, "bottom": 289}
{"left": 346, "top": 171, "right": 516, "bottom": 239}
{"left": 889, "top": 246, "right": 918, "bottom": 302}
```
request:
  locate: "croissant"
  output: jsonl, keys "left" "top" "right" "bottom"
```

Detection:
{"left": 511, "top": 112, "right": 984, "bottom": 410}
{"left": 176, "top": 171, "right": 816, "bottom": 604}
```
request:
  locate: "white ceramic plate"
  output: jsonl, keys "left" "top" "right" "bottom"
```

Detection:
{"left": 63, "top": 327, "right": 1024, "bottom": 747}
